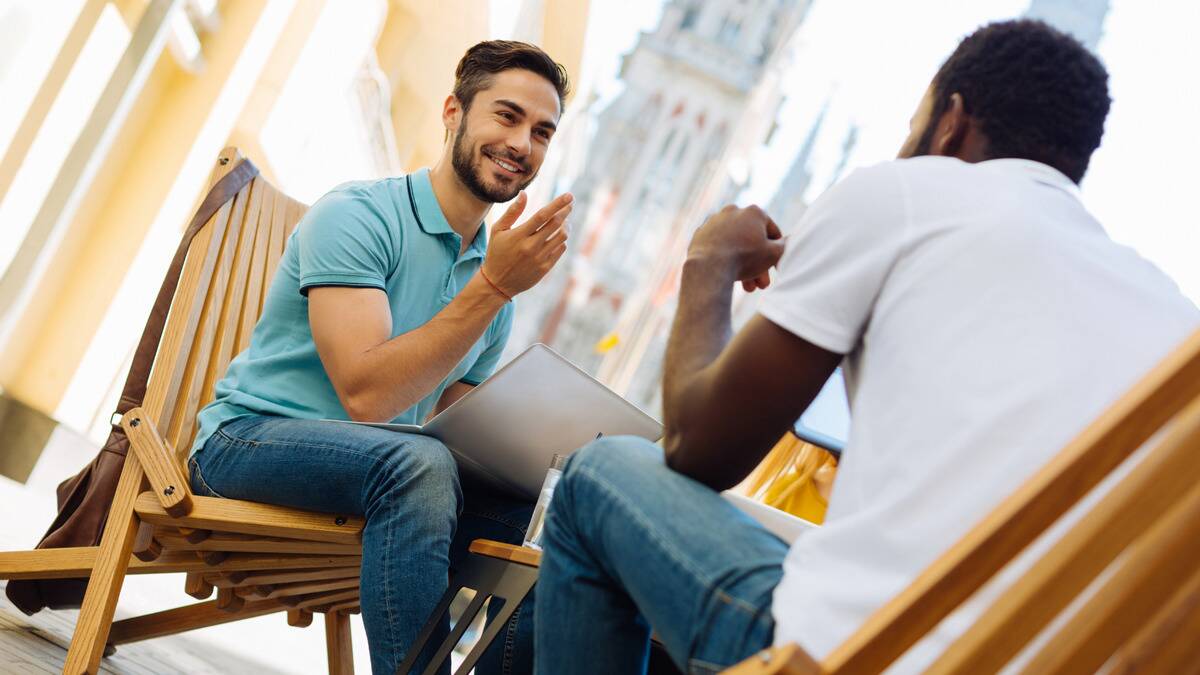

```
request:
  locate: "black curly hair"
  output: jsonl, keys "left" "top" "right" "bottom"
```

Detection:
{"left": 914, "top": 19, "right": 1111, "bottom": 183}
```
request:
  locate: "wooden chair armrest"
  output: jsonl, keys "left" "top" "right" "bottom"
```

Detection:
{"left": 468, "top": 539, "right": 541, "bottom": 567}
{"left": 122, "top": 406, "right": 193, "bottom": 517}
{"left": 721, "top": 645, "right": 823, "bottom": 675}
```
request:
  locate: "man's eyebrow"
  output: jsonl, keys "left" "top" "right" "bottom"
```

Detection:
{"left": 495, "top": 98, "right": 558, "bottom": 132}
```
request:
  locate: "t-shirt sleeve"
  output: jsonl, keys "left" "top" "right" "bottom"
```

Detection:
{"left": 297, "top": 186, "right": 398, "bottom": 296}
{"left": 460, "top": 302, "right": 514, "bottom": 386}
{"left": 757, "top": 162, "right": 910, "bottom": 354}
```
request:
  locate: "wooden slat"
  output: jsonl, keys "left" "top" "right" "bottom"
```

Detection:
{"left": 264, "top": 189, "right": 288, "bottom": 304}
{"left": 144, "top": 147, "right": 244, "bottom": 426}
{"left": 0, "top": 547, "right": 99, "bottom": 580}
{"left": 143, "top": 203, "right": 228, "bottom": 426}
{"left": 130, "top": 521, "right": 162, "bottom": 562}
{"left": 207, "top": 565, "right": 360, "bottom": 588}
{"left": 155, "top": 529, "right": 360, "bottom": 555}
{"left": 469, "top": 539, "right": 541, "bottom": 567}
{"left": 62, "top": 453, "right": 145, "bottom": 673}
{"left": 123, "top": 406, "right": 192, "bottom": 516}
{"left": 295, "top": 588, "right": 359, "bottom": 610}
{"left": 1, "top": 547, "right": 360, "bottom": 580}
{"left": 324, "top": 600, "right": 360, "bottom": 615}
{"left": 287, "top": 608, "right": 313, "bottom": 628}
{"left": 262, "top": 576, "right": 359, "bottom": 599}
{"left": 134, "top": 492, "right": 362, "bottom": 545}
{"left": 1107, "top": 562, "right": 1200, "bottom": 674}
{"left": 184, "top": 572, "right": 213, "bottom": 600}
{"left": 325, "top": 610, "right": 354, "bottom": 675}
{"left": 130, "top": 551, "right": 362, "bottom": 575}
{"left": 235, "top": 177, "right": 274, "bottom": 354}
{"left": 824, "top": 329, "right": 1200, "bottom": 674}
{"left": 203, "top": 177, "right": 264, "bottom": 402}
{"left": 1019, "top": 477, "right": 1200, "bottom": 674}
{"left": 169, "top": 179, "right": 253, "bottom": 452}
{"left": 928, "top": 396, "right": 1200, "bottom": 673}
{"left": 108, "top": 598, "right": 285, "bottom": 645}
{"left": 722, "top": 646, "right": 822, "bottom": 675}
{"left": 217, "top": 586, "right": 245, "bottom": 612}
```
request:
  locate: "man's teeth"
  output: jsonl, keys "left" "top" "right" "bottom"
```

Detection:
{"left": 490, "top": 155, "right": 521, "bottom": 173}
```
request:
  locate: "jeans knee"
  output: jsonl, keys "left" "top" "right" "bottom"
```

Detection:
{"left": 566, "top": 435, "right": 664, "bottom": 483}
{"left": 371, "top": 435, "right": 462, "bottom": 516}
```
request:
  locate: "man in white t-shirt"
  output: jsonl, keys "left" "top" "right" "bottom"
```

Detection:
{"left": 533, "top": 19, "right": 1199, "bottom": 675}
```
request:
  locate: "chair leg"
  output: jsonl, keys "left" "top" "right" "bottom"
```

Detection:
{"left": 62, "top": 454, "right": 145, "bottom": 674}
{"left": 326, "top": 610, "right": 354, "bottom": 674}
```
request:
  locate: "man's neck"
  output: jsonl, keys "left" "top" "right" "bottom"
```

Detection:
{"left": 428, "top": 160, "right": 491, "bottom": 248}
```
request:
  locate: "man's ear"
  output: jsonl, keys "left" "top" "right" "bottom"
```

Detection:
{"left": 442, "top": 94, "right": 463, "bottom": 137}
{"left": 931, "top": 93, "right": 969, "bottom": 157}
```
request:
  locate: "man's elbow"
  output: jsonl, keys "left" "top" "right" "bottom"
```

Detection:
{"left": 664, "top": 432, "right": 738, "bottom": 492}
{"left": 343, "top": 390, "right": 388, "bottom": 423}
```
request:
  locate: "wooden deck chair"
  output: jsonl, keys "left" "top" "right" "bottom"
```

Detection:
{"left": 0, "top": 148, "right": 369, "bottom": 674}
{"left": 724, "top": 327, "right": 1200, "bottom": 674}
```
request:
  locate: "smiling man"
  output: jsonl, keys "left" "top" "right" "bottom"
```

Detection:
{"left": 187, "top": 41, "right": 572, "bottom": 674}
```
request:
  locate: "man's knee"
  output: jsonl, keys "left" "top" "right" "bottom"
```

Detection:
{"left": 560, "top": 436, "right": 666, "bottom": 504}
{"left": 372, "top": 434, "right": 462, "bottom": 512}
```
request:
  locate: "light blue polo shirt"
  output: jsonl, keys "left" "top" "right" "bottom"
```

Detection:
{"left": 191, "top": 168, "right": 513, "bottom": 455}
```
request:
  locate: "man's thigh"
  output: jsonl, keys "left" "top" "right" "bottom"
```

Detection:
{"left": 190, "top": 415, "right": 460, "bottom": 516}
{"left": 549, "top": 437, "right": 788, "bottom": 668}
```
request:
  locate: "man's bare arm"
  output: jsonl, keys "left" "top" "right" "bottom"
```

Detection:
{"left": 310, "top": 193, "right": 571, "bottom": 423}
{"left": 434, "top": 381, "right": 476, "bottom": 417}
{"left": 662, "top": 206, "right": 841, "bottom": 490}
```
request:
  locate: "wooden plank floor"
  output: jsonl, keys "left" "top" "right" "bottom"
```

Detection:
{"left": 0, "top": 582, "right": 291, "bottom": 674}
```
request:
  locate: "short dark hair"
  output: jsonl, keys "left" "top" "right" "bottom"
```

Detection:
{"left": 453, "top": 40, "right": 570, "bottom": 114}
{"left": 926, "top": 19, "right": 1110, "bottom": 183}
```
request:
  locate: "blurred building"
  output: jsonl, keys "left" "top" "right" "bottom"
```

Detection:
{"left": 510, "top": 0, "right": 810, "bottom": 410}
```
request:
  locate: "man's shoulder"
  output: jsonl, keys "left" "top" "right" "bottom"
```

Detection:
{"left": 319, "top": 176, "right": 408, "bottom": 208}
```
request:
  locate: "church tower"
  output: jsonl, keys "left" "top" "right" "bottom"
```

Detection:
{"left": 516, "top": 0, "right": 811, "bottom": 407}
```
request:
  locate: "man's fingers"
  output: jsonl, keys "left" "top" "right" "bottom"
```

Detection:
{"left": 765, "top": 216, "right": 783, "bottom": 240}
{"left": 741, "top": 279, "right": 755, "bottom": 293}
{"left": 492, "top": 192, "right": 528, "bottom": 233}
{"left": 521, "top": 193, "right": 574, "bottom": 234}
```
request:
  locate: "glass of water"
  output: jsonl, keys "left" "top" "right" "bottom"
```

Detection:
{"left": 523, "top": 454, "right": 568, "bottom": 550}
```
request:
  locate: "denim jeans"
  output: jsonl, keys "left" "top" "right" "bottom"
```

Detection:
{"left": 190, "top": 415, "right": 536, "bottom": 675}
{"left": 534, "top": 437, "right": 789, "bottom": 675}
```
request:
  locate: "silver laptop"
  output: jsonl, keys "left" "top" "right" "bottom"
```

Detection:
{"left": 357, "top": 344, "right": 663, "bottom": 499}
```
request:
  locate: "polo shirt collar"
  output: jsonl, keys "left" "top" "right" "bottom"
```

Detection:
{"left": 408, "top": 168, "right": 489, "bottom": 258}
{"left": 980, "top": 158, "right": 1081, "bottom": 199}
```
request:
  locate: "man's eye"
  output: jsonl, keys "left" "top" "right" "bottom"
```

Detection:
{"left": 498, "top": 112, "right": 515, "bottom": 122}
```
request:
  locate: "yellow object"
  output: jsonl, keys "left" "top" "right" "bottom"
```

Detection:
{"left": 742, "top": 433, "right": 837, "bottom": 525}
{"left": 594, "top": 332, "right": 620, "bottom": 354}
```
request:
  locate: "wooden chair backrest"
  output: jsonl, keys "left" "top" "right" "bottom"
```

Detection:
{"left": 140, "top": 148, "right": 307, "bottom": 467}
{"left": 818, "top": 328, "right": 1200, "bottom": 674}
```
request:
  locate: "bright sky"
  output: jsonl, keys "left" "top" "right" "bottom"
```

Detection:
{"left": 574, "top": 0, "right": 1200, "bottom": 302}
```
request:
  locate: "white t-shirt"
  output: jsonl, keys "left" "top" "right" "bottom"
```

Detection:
{"left": 757, "top": 156, "right": 1199, "bottom": 670}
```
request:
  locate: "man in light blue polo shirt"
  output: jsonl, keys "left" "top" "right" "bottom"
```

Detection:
{"left": 189, "top": 41, "right": 573, "bottom": 675}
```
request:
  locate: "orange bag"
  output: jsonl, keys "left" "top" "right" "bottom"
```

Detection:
{"left": 741, "top": 433, "right": 838, "bottom": 525}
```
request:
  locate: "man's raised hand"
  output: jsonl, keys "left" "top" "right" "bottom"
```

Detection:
{"left": 482, "top": 191, "right": 574, "bottom": 297}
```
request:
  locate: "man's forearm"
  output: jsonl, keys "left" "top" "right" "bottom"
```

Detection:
{"left": 343, "top": 274, "right": 506, "bottom": 421}
{"left": 662, "top": 257, "right": 736, "bottom": 454}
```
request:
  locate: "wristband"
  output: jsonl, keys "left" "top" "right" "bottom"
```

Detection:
{"left": 479, "top": 267, "right": 512, "bottom": 302}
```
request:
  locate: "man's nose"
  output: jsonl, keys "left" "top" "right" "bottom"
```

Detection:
{"left": 506, "top": 127, "right": 532, "bottom": 160}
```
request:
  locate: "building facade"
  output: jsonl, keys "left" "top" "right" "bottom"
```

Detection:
{"left": 510, "top": 0, "right": 810, "bottom": 410}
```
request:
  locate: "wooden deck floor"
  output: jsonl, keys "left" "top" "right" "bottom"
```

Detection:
{"left": 0, "top": 583, "right": 291, "bottom": 674}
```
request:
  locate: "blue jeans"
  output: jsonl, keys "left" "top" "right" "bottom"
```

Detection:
{"left": 190, "top": 415, "right": 536, "bottom": 675}
{"left": 534, "top": 437, "right": 789, "bottom": 675}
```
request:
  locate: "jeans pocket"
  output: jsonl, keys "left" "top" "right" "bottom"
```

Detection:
{"left": 188, "top": 456, "right": 226, "bottom": 499}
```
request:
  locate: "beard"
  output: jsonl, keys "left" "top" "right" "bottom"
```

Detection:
{"left": 451, "top": 121, "right": 536, "bottom": 203}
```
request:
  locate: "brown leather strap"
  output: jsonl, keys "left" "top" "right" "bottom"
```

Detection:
{"left": 112, "top": 158, "right": 259, "bottom": 422}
